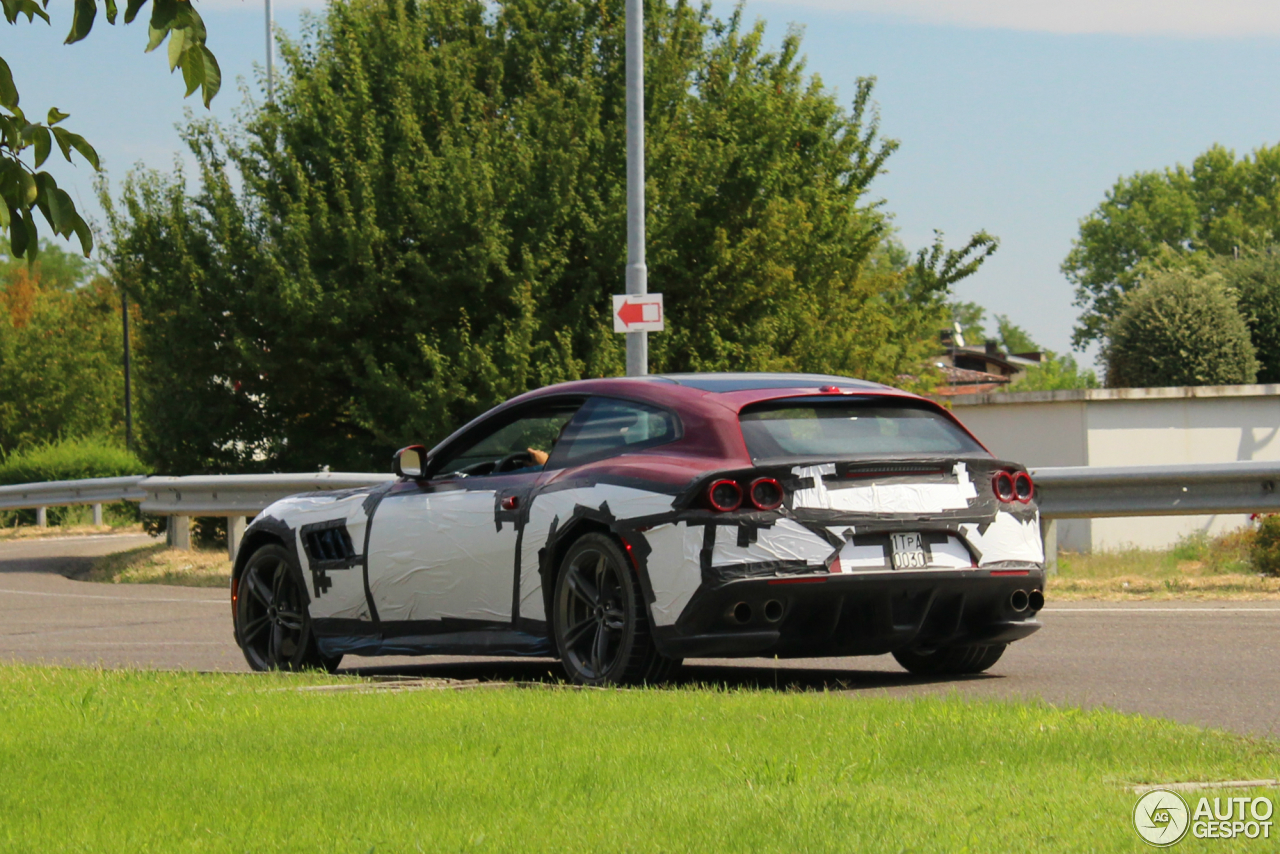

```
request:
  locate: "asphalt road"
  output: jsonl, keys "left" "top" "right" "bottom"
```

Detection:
{"left": 3, "top": 534, "right": 1279, "bottom": 737}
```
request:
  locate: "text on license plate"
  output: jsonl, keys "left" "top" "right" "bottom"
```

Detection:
{"left": 890, "top": 532, "right": 927, "bottom": 569}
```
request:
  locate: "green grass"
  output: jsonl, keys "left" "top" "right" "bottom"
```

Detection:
{"left": 1059, "top": 529, "right": 1256, "bottom": 580}
{"left": 0, "top": 666, "right": 1277, "bottom": 852}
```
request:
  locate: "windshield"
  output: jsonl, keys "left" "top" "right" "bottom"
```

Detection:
{"left": 739, "top": 399, "right": 986, "bottom": 463}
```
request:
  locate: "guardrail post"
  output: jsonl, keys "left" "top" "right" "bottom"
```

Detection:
{"left": 1042, "top": 518, "right": 1058, "bottom": 575}
{"left": 227, "top": 515, "right": 246, "bottom": 561}
{"left": 92, "top": 503, "right": 103, "bottom": 526}
{"left": 167, "top": 516, "right": 191, "bottom": 551}
{"left": 35, "top": 507, "right": 47, "bottom": 528}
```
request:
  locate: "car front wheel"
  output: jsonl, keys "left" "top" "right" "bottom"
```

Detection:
{"left": 892, "top": 643, "right": 1006, "bottom": 676}
{"left": 552, "top": 533, "right": 678, "bottom": 686}
{"left": 234, "top": 543, "right": 341, "bottom": 673}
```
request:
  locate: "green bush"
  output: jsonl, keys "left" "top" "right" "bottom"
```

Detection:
{"left": 1253, "top": 515, "right": 1280, "bottom": 576}
{"left": 0, "top": 435, "right": 147, "bottom": 485}
{"left": 1171, "top": 531, "right": 1209, "bottom": 562}
{"left": 0, "top": 436, "right": 148, "bottom": 527}
{"left": 1008, "top": 351, "right": 1100, "bottom": 392}
{"left": 1103, "top": 269, "right": 1258, "bottom": 388}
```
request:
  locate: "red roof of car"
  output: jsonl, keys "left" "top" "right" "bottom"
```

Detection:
{"left": 511, "top": 372, "right": 920, "bottom": 411}
{"left": 431, "top": 372, "right": 989, "bottom": 470}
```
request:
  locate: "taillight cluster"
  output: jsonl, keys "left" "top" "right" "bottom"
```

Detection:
{"left": 992, "top": 470, "right": 1034, "bottom": 503}
{"left": 707, "top": 477, "right": 785, "bottom": 512}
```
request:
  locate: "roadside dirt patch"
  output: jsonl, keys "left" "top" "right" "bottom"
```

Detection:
{"left": 0, "top": 524, "right": 144, "bottom": 542}
{"left": 1048, "top": 573, "right": 1280, "bottom": 601}
{"left": 77, "top": 544, "right": 231, "bottom": 588}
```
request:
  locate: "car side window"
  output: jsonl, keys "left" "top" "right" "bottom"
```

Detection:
{"left": 433, "top": 405, "right": 580, "bottom": 478}
{"left": 552, "top": 397, "right": 678, "bottom": 466}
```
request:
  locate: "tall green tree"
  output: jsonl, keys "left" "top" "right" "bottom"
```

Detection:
{"left": 0, "top": 0, "right": 221, "bottom": 260}
{"left": 0, "top": 249, "right": 123, "bottom": 451}
{"left": 1063, "top": 143, "right": 1280, "bottom": 348}
{"left": 106, "top": 0, "right": 995, "bottom": 475}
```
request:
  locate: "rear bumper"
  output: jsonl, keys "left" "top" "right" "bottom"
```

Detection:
{"left": 652, "top": 567, "right": 1044, "bottom": 659}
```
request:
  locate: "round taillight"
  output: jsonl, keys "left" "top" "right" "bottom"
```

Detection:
{"left": 749, "top": 477, "right": 784, "bottom": 511}
{"left": 992, "top": 471, "right": 1016, "bottom": 503}
{"left": 1013, "top": 471, "right": 1034, "bottom": 503}
{"left": 708, "top": 479, "right": 742, "bottom": 512}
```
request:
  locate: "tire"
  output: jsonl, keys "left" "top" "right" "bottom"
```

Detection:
{"left": 552, "top": 533, "right": 679, "bottom": 686}
{"left": 892, "top": 642, "right": 1006, "bottom": 676}
{"left": 234, "top": 543, "right": 342, "bottom": 673}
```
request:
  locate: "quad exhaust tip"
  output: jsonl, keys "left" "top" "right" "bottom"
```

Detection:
{"left": 763, "top": 600, "right": 784, "bottom": 623}
{"left": 1028, "top": 589, "right": 1044, "bottom": 612}
{"left": 731, "top": 602, "right": 752, "bottom": 624}
{"left": 1009, "top": 589, "right": 1030, "bottom": 613}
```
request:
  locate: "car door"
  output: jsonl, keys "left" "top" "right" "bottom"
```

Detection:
{"left": 365, "top": 401, "right": 582, "bottom": 633}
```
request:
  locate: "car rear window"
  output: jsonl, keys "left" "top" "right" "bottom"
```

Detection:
{"left": 739, "top": 398, "right": 986, "bottom": 463}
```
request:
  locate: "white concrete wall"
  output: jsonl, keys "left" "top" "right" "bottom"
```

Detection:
{"left": 946, "top": 385, "right": 1280, "bottom": 552}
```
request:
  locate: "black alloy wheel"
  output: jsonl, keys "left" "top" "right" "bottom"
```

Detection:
{"left": 552, "top": 533, "right": 677, "bottom": 686}
{"left": 892, "top": 642, "right": 1006, "bottom": 676}
{"left": 235, "top": 543, "right": 340, "bottom": 672}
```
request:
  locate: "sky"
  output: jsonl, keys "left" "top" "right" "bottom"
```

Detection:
{"left": 7, "top": 0, "right": 1280, "bottom": 363}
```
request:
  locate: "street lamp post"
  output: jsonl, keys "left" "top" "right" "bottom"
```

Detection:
{"left": 265, "top": 0, "right": 275, "bottom": 103}
{"left": 122, "top": 291, "right": 132, "bottom": 451}
{"left": 624, "top": 0, "right": 646, "bottom": 376}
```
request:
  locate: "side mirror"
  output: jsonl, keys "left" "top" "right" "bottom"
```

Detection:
{"left": 393, "top": 445, "right": 428, "bottom": 479}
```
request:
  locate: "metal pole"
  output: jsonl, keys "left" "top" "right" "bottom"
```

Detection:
{"left": 122, "top": 291, "right": 133, "bottom": 452}
{"left": 624, "top": 0, "right": 647, "bottom": 377}
{"left": 1042, "top": 517, "right": 1058, "bottom": 576}
{"left": 265, "top": 0, "right": 275, "bottom": 104}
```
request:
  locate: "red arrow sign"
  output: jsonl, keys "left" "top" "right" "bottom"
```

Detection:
{"left": 612, "top": 294, "right": 664, "bottom": 332}
{"left": 616, "top": 300, "right": 650, "bottom": 326}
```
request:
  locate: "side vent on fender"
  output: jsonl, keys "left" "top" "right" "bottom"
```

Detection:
{"left": 300, "top": 521, "right": 360, "bottom": 598}
{"left": 301, "top": 522, "right": 359, "bottom": 569}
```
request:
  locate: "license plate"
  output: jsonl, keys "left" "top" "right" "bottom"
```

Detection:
{"left": 890, "top": 532, "right": 928, "bottom": 569}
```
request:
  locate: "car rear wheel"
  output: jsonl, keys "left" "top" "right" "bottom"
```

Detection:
{"left": 552, "top": 533, "right": 678, "bottom": 686}
{"left": 235, "top": 543, "right": 341, "bottom": 673}
{"left": 892, "top": 642, "right": 1006, "bottom": 676}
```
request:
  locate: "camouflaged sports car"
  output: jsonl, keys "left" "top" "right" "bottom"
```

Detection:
{"left": 231, "top": 373, "right": 1045, "bottom": 683}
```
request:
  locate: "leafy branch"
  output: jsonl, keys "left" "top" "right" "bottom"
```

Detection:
{"left": 0, "top": 0, "right": 221, "bottom": 259}
{"left": 907, "top": 229, "right": 1000, "bottom": 302}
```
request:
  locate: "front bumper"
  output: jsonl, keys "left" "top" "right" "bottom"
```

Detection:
{"left": 652, "top": 567, "right": 1044, "bottom": 659}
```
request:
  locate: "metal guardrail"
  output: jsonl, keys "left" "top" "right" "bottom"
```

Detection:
{"left": 141, "top": 472, "right": 393, "bottom": 557}
{"left": 2, "top": 463, "right": 1277, "bottom": 566}
{"left": 0, "top": 475, "right": 148, "bottom": 511}
{"left": 1, "top": 472, "right": 391, "bottom": 558}
{"left": 1031, "top": 461, "right": 1280, "bottom": 519}
{"left": 1030, "top": 460, "right": 1280, "bottom": 572}
{"left": 139, "top": 473, "right": 394, "bottom": 515}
